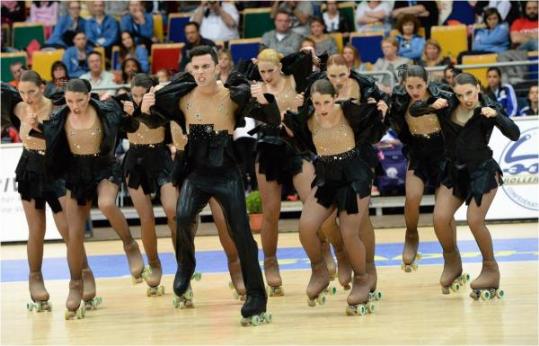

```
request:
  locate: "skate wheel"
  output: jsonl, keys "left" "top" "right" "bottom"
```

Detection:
{"left": 496, "top": 289, "right": 505, "bottom": 299}
{"left": 27, "top": 303, "right": 34, "bottom": 312}
{"left": 45, "top": 302, "right": 52, "bottom": 312}
{"left": 64, "top": 310, "right": 73, "bottom": 320}
{"left": 141, "top": 266, "right": 152, "bottom": 280}
{"left": 316, "top": 294, "right": 326, "bottom": 305}
{"left": 450, "top": 282, "right": 460, "bottom": 292}
{"left": 469, "top": 290, "right": 480, "bottom": 300}
{"left": 185, "top": 290, "right": 193, "bottom": 300}
{"left": 263, "top": 312, "right": 272, "bottom": 323}
{"left": 192, "top": 272, "right": 202, "bottom": 281}
{"left": 345, "top": 306, "right": 354, "bottom": 316}
{"left": 77, "top": 306, "right": 86, "bottom": 319}
{"left": 307, "top": 298, "right": 316, "bottom": 307}
{"left": 375, "top": 291, "right": 383, "bottom": 301}
{"left": 327, "top": 286, "right": 337, "bottom": 295}
{"left": 461, "top": 273, "right": 470, "bottom": 283}
{"left": 358, "top": 304, "right": 367, "bottom": 316}
{"left": 250, "top": 315, "right": 261, "bottom": 326}
{"left": 480, "top": 290, "right": 491, "bottom": 300}
{"left": 367, "top": 302, "right": 376, "bottom": 313}
{"left": 146, "top": 288, "right": 152, "bottom": 297}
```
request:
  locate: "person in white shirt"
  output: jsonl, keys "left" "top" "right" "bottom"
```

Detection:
{"left": 355, "top": 0, "right": 392, "bottom": 34}
{"left": 190, "top": 1, "right": 239, "bottom": 42}
{"left": 79, "top": 51, "right": 116, "bottom": 98}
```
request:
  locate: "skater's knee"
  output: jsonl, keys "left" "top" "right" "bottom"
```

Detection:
{"left": 97, "top": 196, "right": 116, "bottom": 215}
{"left": 466, "top": 212, "right": 485, "bottom": 231}
{"left": 433, "top": 210, "right": 453, "bottom": 229}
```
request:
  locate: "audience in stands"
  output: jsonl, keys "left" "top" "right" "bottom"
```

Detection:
{"left": 417, "top": 39, "right": 450, "bottom": 81}
{"left": 272, "top": 1, "right": 313, "bottom": 37}
{"left": 519, "top": 85, "right": 538, "bottom": 116}
{"left": 392, "top": 1, "right": 438, "bottom": 38}
{"left": 30, "top": 1, "right": 59, "bottom": 37}
{"left": 472, "top": 8, "right": 510, "bottom": 53}
{"left": 343, "top": 44, "right": 368, "bottom": 73}
{"left": 46, "top": 1, "right": 87, "bottom": 48}
{"left": 62, "top": 31, "right": 92, "bottom": 78}
{"left": 117, "top": 31, "right": 149, "bottom": 72}
{"left": 442, "top": 65, "right": 462, "bottom": 87}
{"left": 156, "top": 68, "right": 171, "bottom": 87}
{"left": 309, "top": 17, "right": 337, "bottom": 56}
{"left": 190, "top": 1, "right": 240, "bottom": 42}
{"left": 86, "top": 0, "right": 119, "bottom": 57}
{"left": 120, "top": 0, "right": 154, "bottom": 50}
{"left": 373, "top": 37, "right": 410, "bottom": 88}
{"left": 105, "top": 1, "right": 129, "bottom": 19}
{"left": 44, "top": 60, "right": 69, "bottom": 97}
{"left": 483, "top": 0, "right": 512, "bottom": 21}
{"left": 510, "top": 0, "right": 538, "bottom": 51}
{"left": 217, "top": 49, "right": 234, "bottom": 82}
{"left": 261, "top": 9, "right": 303, "bottom": 56}
{"left": 8, "top": 61, "right": 25, "bottom": 88}
{"left": 394, "top": 14, "right": 425, "bottom": 61}
{"left": 1, "top": 1, "right": 26, "bottom": 26}
{"left": 354, "top": 0, "right": 392, "bottom": 34}
{"left": 322, "top": 0, "right": 352, "bottom": 34}
{"left": 80, "top": 51, "right": 116, "bottom": 97}
{"left": 119, "top": 57, "right": 141, "bottom": 84}
{"left": 179, "top": 21, "right": 216, "bottom": 72}
{"left": 485, "top": 66, "right": 518, "bottom": 117}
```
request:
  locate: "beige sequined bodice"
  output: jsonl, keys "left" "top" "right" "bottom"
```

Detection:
{"left": 268, "top": 75, "right": 298, "bottom": 113}
{"left": 18, "top": 100, "right": 52, "bottom": 151}
{"left": 179, "top": 84, "right": 237, "bottom": 134}
{"left": 405, "top": 104, "right": 441, "bottom": 136}
{"left": 309, "top": 107, "right": 356, "bottom": 156}
{"left": 170, "top": 122, "right": 187, "bottom": 150}
{"left": 337, "top": 78, "right": 361, "bottom": 102}
{"left": 65, "top": 115, "right": 103, "bottom": 155}
{"left": 127, "top": 122, "right": 165, "bottom": 145}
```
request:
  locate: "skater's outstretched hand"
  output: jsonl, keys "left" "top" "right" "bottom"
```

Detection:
{"left": 122, "top": 100, "right": 135, "bottom": 116}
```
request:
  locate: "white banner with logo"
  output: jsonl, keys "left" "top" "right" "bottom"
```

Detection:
{"left": 0, "top": 144, "right": 62, "bottom": 242}
{"left": 455, "top": 116, "right": 539, "bottom": 221}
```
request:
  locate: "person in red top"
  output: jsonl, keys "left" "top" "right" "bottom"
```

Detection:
{"left": 510, "top": 0, "right": 538, "bottom": 51}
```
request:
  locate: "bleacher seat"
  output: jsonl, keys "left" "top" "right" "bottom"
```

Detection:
{"left": 349, "top": 32, "right": 384, "bottom": 64}
{"left": 229, "top": 38, "right": 261, "bottom": 64}
{"left": 12, "top": 23, "right": 45, "bottom": 51}
{"left": 242, "top": 8, "right": 274, "bottom": 39}
{"left": 167, "top": 13, "right": 191, "bottom": 43}
{"left": 1, "top": 52, "right": 27, "bottom": 82}
{"left": 150, "top": 43, "right": 184, "bottom": 74}
{"left": 153, "top": 13, "right": 164, "bottom": 43}
{"left": 528, "top": 51, "right": 538, "bottom": 80}
{"left": 111, "top": 45, "right": 120, "bottom": 70}
{"left": 31, "top": 49, "right": 64, "bottom": 81}
{"left": 431, "top": 25, "right": 468, "bottom": 60}
{"left": 462, "top": 53, "right": 498, "bottom": 88}
{"left": 2, "top": 24, "right": 10, "bottom": 48}
{"left": 330, "top": 32, "right": 343, "bottom": 54}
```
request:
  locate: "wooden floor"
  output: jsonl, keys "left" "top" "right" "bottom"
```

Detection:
{"left": 1, "top": 222, "right": 538, "bottom": 345}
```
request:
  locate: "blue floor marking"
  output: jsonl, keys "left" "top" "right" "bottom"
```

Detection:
{"left": 1, "top": 238, "right": 537, "bottom": 283}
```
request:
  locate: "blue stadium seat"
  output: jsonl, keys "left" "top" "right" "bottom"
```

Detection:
{"left": 349, "top": 32, "right": 384, "bottom": 64}
{"left": 168, "top": 13, "right": 191, "bottom": 43}
{"left": 229, "top": 38, "right": 261, "bottom": 64}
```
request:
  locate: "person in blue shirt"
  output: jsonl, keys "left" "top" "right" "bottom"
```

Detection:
{"left": 472, "top": 8, "right": 510, "bottom": 53}
{"left": 485, "top": 67, "right": 518, "bottom": 117}
{"left": 62, "top": 31, "right": 93, "bottom": 78}
{"left": 85, "top": 0, "right": 119, "bottom": 57}
{"left": 395, "top": 14, "right": 425, "bottom": 61}
{"left": 115, "top": 31, "right": 149, "bottom": 73}
{"left": 518, "top": 85, "right": 538, "bottom": 116}
{"left": 120, "top": 1, "right": 154, "bottom": 50}
{"left": 45, "top": 1, "right": 87, "bottom": 48}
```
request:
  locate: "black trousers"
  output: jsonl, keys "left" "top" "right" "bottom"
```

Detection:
{"left": 176, "top": 165, "right": 266, "bottom": 297}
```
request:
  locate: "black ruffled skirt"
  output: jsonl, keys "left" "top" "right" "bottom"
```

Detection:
{"left": 15, "top": 149, "right": 65, "bottom": 213}
{"left": 65, "top": 153, "right": 122, "bottom": 205}
{"left": 441, "top": 158, "right": 502, "bottom": 206}
{"left": 312, "top": 147, "right": 373, "bottom": 214}
{"left": 404, "top": 132, "right": 445, "bottom": 188}
{"left": 123, "top": 143, "right": 173, "bottom": 194}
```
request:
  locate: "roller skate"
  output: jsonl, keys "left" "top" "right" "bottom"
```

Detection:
{"left": 240, "top": 293, "right": 271, "bottom": 327}
{"left": 124, "top": 240, "right": 144, "bottom": 284}
{"left": 346, "top": 273, "right": 375, "bottom": 316}
{"left": 142, "top": 259, "right": 165, "bottom": 296}
{"left": 264, "top": 256, "right": 284, "bottom": 297}
{"left": 401, "top": 231, "right": 421, "bottom": 272}
{"left": 469, "top": 260, "right": 504, "bottom": 301}
{"left": 306, "top": 261, "right": 336, "bottom": 307}
{"left": 322, "top": 240, "right": 337, "bottom": 281}
{"left": 173, "top": 261, "right": 196, "bottom": 309}
{"left": 440, "top": 249, "right": 470, "bottom": 294}
{"left": 82, "top": 268, "right": 102, "bottom": 310}
{"left": 26, "top": 272, "right": 51, "bottom": 312}
{"left": 366, "top": 262, "right": 383, "bottom": 302}
{"left": 227, "top": 259, "right": 246, "bottom": 300}
{"left": 335, "top": 249, "right": 352, "bottom": 290}
{"left": 172, "top": 285, "right": 194, "bottom": 309}
{"left": 64, "top": 279, "right": 86, "bottom": 320}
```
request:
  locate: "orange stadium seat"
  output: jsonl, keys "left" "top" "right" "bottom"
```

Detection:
{"left": 431, "top": 25, "right": 468, "bottom": 60}
{"left": 31, "top": 49, "right": 64, "bottom": 81}
{"left": 461, "top": 53, "right": 498, "bottom": 88}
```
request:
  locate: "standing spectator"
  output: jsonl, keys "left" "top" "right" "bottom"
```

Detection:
{"left": 120, "top": 0, "right": 154, "bottom": 50}
{"left": 80, "top": 51, "right": 116, "bottom": 97}
{"left": 119, "top": 57, "right": 141, "bottom": 84}
{"left": 116, "top": 31, "right": 149, "bottom": 72}
{"left": 519, "top": 85, "right": 538, "bottom": 116}
{"left": 309, "top": 17, "right": 337, "bottom": 56}
{"left": 190, "top": 1, "right": 239, "bottom": 42}
{"left": 343, "top": 44, "right": 369, "bottom": 73}
{"left": 62, "top": 31, "right": 92, "bottom": 78}
{"left": 261, "top": 9, "right": 303, "bottom": 56}
{"left": 472, "top": 8, "right": 510, "bottom": 53}
{"left": 485, "top": 66, "right": 518, "bottom": 117}
{"left": 322, "top": 0, "right": 352, "bottom": 33}
{"left": 45, "top": 61, "right": 69, "bottom": 97}
{"left": 86, "top": 0, "right": 119, "bottom": 58}
{"left": 46, "top": 1, "right": 86, "bottom": 48}
{"left": 217, "top": 49, "right": 233, "bottom": 82}
{"left": 373, "top": 37, "right": 411, "bottom": 88}
{"left": 30, "top": 1, "right": 59, "bottom": 38}
{"left": 417, "top": 39, "right": 451, "bottom": 82}
{"left": 395, "top": 14, "right": 426, "bottom": 61}
{"left": 355, "top": 0, "right": 392, "bottom": 34}
{"left": 271, "top": 1, "right": 313, "bottom": 36}
{"left": 510, "top": 0, "right": 538, "bottom": 51}
{"left": 178, "top": 22, "right": 216, "bottom": 72}
{"left": 1, "top": 1, "right": 26, "bottom": 26}
{"left": 392, "top": 1, "right": 438, "bottom": 38}
{"left": 8, "top": 61, "right": 25, "bottom": 88}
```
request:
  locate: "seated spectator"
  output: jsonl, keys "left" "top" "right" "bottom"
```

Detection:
{"left": 301, "top": 37, "right": 316, "bottom": 50}
{"left": 120, "top": 0, "right": 153, "bottom": 50}
{"left": 190, "top": 1, "right": 239, "bottom": 42}
{"left": 119, "top": 57, "right": 141, "bottom": 84}
{"left": 8, "top": 61, "right": 25, "bottom": 88}
{"left": 261, "top": 9, "right": 303, "bottom": 56}
{"left": 395, "top": 14, "right": 425, "bottom": 61}
{"left": 510, "top": 0, "right": 538, "bottom": 51}
{"left": 45, "top": 60, "right": 70, "bottom": 97}
{"left": 392, "top": 1, "right": 438, "bottom": 38}
{"left": 46, "top": 1, "right": 87, "bottom": 48}
{"left": 1, "top": 1, "right": 26, "bottom": 26}
{"left": 472, "top": 8, "right": 510, "bottom": 53}
{"left": 217, "top": 49, "right": 233, "bottom": 82}
{"left": 442, "top": 64, "right": 462, "bottom": 87}
{"left": 322, "top": 0, "right": 352, "bottom": 33}
{"left": 116, "top": 31, "right": 149, "bottom": 72}
{"left": 519, "top": 85, "right": 538, "bottom": 116}
{"left": 485, "top": 66, "right": 518, "bottom": 117}
{"left": 343, "top": 44, "right": 369, "bottom": 73}
{"left": 373, "top": 37, "right": 411, "bottom": 87}
{"left": 481, "top": 0, "right": 512, "bottom": 22}
{"left": 417, "top": 39, "right": 451, "bottom": 81}
{"left": 80, "top": 51, "right": 116, "bottom": 97}
{"left": 62, "top": 31, "right": 93, "bottom": 78}
{"left": 179, "top": 22, "right": 216, "bottom": 72}
{"left": 30, "top": 1, "right": 59, "bottom": 37}
{"left": 156, "top": 68, "right": 171, "bottom": 88}
{"left": 86, "top": 0, "right": 119, "bottom": 57}
{"left": 355, "top": 1, "right": 392, "bottom": 34}
{"left": 271, "top": 1, "right": 313, "bottom": 37}
{"left": 309, "top": 17, "right": 337, "bottom": 56}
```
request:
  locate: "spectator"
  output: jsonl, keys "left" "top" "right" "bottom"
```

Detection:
{"left": 105, "top": 1, "right": 129, "bottom": 19}
{"left": 343, "top": 44, "right": 369, "bottom": 73}
{"left": 8, "top": 61, "right": 25, "bottom": 88}
{"left": 156, "top": 68, "right": 171, "bottom": 88}
{"left": 45, "top": 60, "right": 69, "bottom": 97}
{"left": 1, "top": 1, "right": 26, "bottom": 26}
{"left": 120, "top": 0, "right": 154, "bottom": 49}
{"left": 373, "top": 37, "right": 411, "bottom": 87}
{"left": 472, "top": 8, "right": 510, "bottom": 53}
{"left": 519, "top": 85, "right": 538, "bottom": 116}
{"left": 80, "top": 51, "right": 116, "bottom": 97}
{"left": 301, "top": 37, "right": 316, "bottom": 50}
{"left": 309, "top": 17, "right": 337, "bottom": 56}
{"left": 217, "top": 49, "right": 233, "bottom": 82}
{"left": 62, "top": 31, "right": 92, "bottom": 78}
{"left": 190, "top": 1, "right": 239, "bottom": 42}
{"left": 395, "top": 14, "right": 426, "bottom": 61}
{"left": 119, "top": 57, "right": 141, "bottom": 84}
{"left": 117, "top": 31, "right": 149, "bottom": 72}
{"left": 484, "top": 0, "right": 512, "bottom": 21}
{"left": 393, "top": 1, "right": 438, "bottom": 38}
{"left": 179, "top": 22, "right": 216, "bottom": 72}
{"left": 418, "top": 39, "right": 451, "bottom": 82}
{"left": 322, "top": 0, "right": 352, "bottom": 33}
{"left": 355, "top": 0, "right": 392, "bottom": 34}
{"left": 46, "top": 1, "right": 87, "bottom": 48}
{"left": 485, "top": 66, "right": 518, "bottom": 117}
{"left": 86, "top": 0, "right": 119, "bottom": 57}
{"left": 510, "top": 0, "right": 538, "bottom": 51}
{"left": 261, "top": 9, "right": 303, "bottom": 56}
{"left": 271, "top": 1, "right": 313, "bottom": 36}
{"left": 442, "top": 64, "right": 462, "bottom": 87}
{"left": 30, "top": 1, "right": 59, "bottom": 37}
